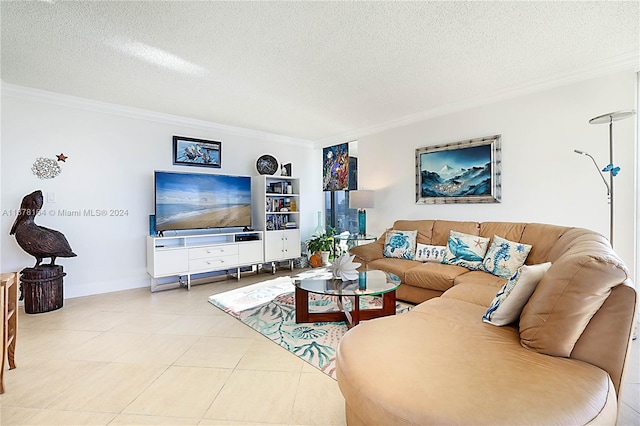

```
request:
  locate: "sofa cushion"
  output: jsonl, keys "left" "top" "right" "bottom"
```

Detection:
{"left": 520, "top": 229, "right": 630, "bottom": 357}
{"left": 483, "top": 262, "right": 552, "bottom": 326}
{"left": 404, "top": 262, "right": 469, "bottom": 292}
{"left": 397, "top": 285, "right": 443, "bottom": 304}
{"left": 441, "top": 282, "right": 502, "bottom": 307}
{"left": 442, "top": 231, "right": 490, "bottom": 270}
{"left": 383, "top": 229, "right": 417, "bottom": 260}
{"left": 453, "top": 270, "right": 507, "bottom": 289}
{"left": 415, "top": 244, "right": 446, "bottom": 263}
{"left": 480, "top": 235, "right": 532, "bottom": 278}
{"left": 367, "top": 258, "right": 421, "bottom": 282}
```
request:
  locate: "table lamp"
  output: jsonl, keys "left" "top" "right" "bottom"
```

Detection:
{"left": 349, "top": 190, "right": 375, "bottom": 236}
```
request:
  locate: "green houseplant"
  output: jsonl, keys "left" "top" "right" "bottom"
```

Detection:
{"left": 305, "top": 226, "right": 336, "bottom": 266}
{"left": 306, "top": 233, "right": 333, "bottom": 254}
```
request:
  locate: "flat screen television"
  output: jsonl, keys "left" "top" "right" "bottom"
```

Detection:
{"left": 154, "top": 171, "right": 252, "bottom": 232}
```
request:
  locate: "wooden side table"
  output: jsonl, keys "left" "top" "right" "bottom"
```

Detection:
{"left": 1, "top": 272, "right": 18, "bottom": 393}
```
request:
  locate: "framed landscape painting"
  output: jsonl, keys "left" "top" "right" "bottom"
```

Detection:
{"left": 415, "top": 135, "right": 501, "bottom": 204}
{"left": 173, "top": 136, "right": 221, "bottom": 168}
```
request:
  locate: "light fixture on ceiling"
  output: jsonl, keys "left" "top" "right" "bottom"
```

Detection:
{"left": 575, "top": 109, "right": 636, "bottom": 247}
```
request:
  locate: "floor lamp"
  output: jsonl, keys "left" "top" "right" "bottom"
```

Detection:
{"left": 575, "top": 110, "right": 636, "bottom": 247}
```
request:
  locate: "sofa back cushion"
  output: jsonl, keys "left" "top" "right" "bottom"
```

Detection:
{"left": 479, "top": 222, "right": 526, "bottom": 243}
{"left": 432, "top": 220, "right": 479, "bottom": 245}
{"left": 519, "top": 229, "right": 630, "bottom": 357}
{"left": 519, "top": 223, "right": 569, "bottom": 265}
{"left": 392, "top": 220, "right": 435, "bottom": 245}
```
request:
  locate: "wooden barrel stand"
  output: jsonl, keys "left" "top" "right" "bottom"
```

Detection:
{"left": 20, "top": 265, "right": 65, "bottom": 314}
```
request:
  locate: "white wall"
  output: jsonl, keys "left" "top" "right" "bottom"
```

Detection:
{"left": 3, "top": 70, "right": 636, "bottom": 299}
{"left": 355, "top": 70, "right": 637, "bottom": 278}
{"left": 1, "top": 85, "right": 317, "bottom": 298}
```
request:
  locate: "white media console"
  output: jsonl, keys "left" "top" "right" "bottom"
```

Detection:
{"left": 146, "top": 231, "right": 264, "bottom": 292}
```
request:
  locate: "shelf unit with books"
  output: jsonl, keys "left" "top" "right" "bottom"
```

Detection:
{"left": 252, "top": 175, "right": 301, "bottom": 272}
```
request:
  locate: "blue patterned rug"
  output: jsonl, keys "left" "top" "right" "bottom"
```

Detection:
{"left": 208, "top": 275, "right": 412, "bottom": 379}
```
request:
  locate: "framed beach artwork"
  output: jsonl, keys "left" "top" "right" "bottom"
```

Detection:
{"left": 415, "top": 135, "right": 501, "bottom": 204}
{"left": 173, "top": 136, "right": 221, "bottom": 168}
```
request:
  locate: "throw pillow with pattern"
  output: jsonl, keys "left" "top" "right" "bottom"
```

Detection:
{"left": 415, "top": 244, "right": 447, "bottom": 263}
{"left": 483, "top": 262, "right": 552, "bottom": 326}
{"left": 441, "top": 230, "right": 490, "bottom": 270}
{"left": 480, "top": 235, "right": 532, "bottom": 279}
{"left": 383, "top": 230, "right": 418, "bottom": 260}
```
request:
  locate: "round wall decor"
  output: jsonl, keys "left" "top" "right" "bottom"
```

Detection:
{"left": 256, "top": 154, "right": 278, "bottom": 175}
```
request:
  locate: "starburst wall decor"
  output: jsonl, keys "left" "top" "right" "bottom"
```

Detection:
{"left": 32, "top": 153, "right": 68, "bottom": 179}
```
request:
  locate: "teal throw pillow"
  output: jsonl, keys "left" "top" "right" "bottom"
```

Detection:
{"left": 383, "top": 230, "right": 418, "bottom": 260}
{"left": 481, "top": 235, "right": 532, "bottom": 279}
{"left": 442, "top": 230, "right": 490, "bottom": 270}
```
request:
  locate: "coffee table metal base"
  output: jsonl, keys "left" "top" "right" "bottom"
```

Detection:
{"left": 295, "top": 287, "right": 396, "bottom": 328}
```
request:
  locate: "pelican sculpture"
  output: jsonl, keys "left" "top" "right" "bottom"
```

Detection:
{"left": 10, "top": 190, "right": 77, "bottom": 267}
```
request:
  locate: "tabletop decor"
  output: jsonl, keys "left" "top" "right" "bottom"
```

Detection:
{"left": 416, "top": 135, "right": 501, "bottom": 204}
{"left": 327, "top": 254, "right": 361, "bottom": 281}
{"left": 349, "top": 190, "right": 375, "bottom": 235}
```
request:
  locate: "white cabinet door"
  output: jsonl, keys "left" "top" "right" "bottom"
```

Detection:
{"left": 281, "top": 229, "right": 300, "bottom": 259}
{"left": 154, "top": 249, "right": 188, "bottom": 276}
{"left": 264, "top": 231, "right": 286, "bottom": 262}
{"left": 264, "top": 230, "right": 300, "bottom": 262}
{"left": 238, "top": 241, "right": 264, "bottom": 264}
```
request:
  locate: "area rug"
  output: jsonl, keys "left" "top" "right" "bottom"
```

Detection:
{"left": 208, "top": 274, "right": 412, "bottom": 379}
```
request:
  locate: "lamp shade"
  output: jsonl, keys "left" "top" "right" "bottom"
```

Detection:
{"left": 350, "top": 190, "right": 375, "bottom": 209}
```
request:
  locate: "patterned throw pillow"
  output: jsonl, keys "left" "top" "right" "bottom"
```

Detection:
{"left": 415, "top": 244, "right": 447, "bottom": 263}
{"left": 481, "top": 235, "right": 533, "bottom": 279}
{"left": 383, "top": 230, "right": 418, "bottom": 260}
{"left": 441, "top": 231, "right": 490, "bottom": 270}
{"left": 483, "top": 262, "right": 552, "bottom": 326}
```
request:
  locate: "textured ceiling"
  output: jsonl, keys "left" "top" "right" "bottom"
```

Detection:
{"left": 1, "top": 1, "right": 639, "bottom": 143}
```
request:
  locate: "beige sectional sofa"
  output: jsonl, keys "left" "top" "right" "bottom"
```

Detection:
{"left": 338, "top": 220, "right": 637, "bottom": 425}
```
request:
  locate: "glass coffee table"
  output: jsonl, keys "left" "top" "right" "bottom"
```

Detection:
{"left": 292, "top": 268, "right": 401, "bottom": 328}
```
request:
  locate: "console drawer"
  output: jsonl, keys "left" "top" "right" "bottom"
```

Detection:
{"left": 189, "top": 244, "right": 238, "bottom": 260}
{"left": 189, "top": 254, "right": 238, "bottom": 272}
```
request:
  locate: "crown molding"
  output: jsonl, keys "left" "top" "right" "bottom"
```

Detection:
{"left": 0, "top": 82, "right": 315, "bottom": 148}
{"left": 314, "top": 52, "right": 640, "bottom": 148}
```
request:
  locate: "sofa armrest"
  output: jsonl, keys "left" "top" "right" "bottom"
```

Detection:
{"left": 349, "top": 239, "right": 385, "bottom": 263}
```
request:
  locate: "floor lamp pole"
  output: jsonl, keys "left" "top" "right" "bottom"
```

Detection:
{"left": 588, "top": 110, "right": 636, "bottom": 247}
{"left": 608, "top": 117, "right": 614, "bottom": 247}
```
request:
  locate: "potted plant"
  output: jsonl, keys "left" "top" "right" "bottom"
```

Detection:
{"left": 305, "top": 227, "right": 336, "bottom": 266}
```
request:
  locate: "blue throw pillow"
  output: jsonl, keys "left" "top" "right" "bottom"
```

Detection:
{"left": 480, "top": 235, "right": 532, "bottom": 279}
{"left": 442, "top": 230, "right": 490, "bottom": 270}
{"left": 383, "top": 230, "right": 418, "bottom": 260}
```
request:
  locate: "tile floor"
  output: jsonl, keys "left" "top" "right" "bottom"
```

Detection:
{"left": 0, "top": 270, "right": 638, "bottom": 425}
